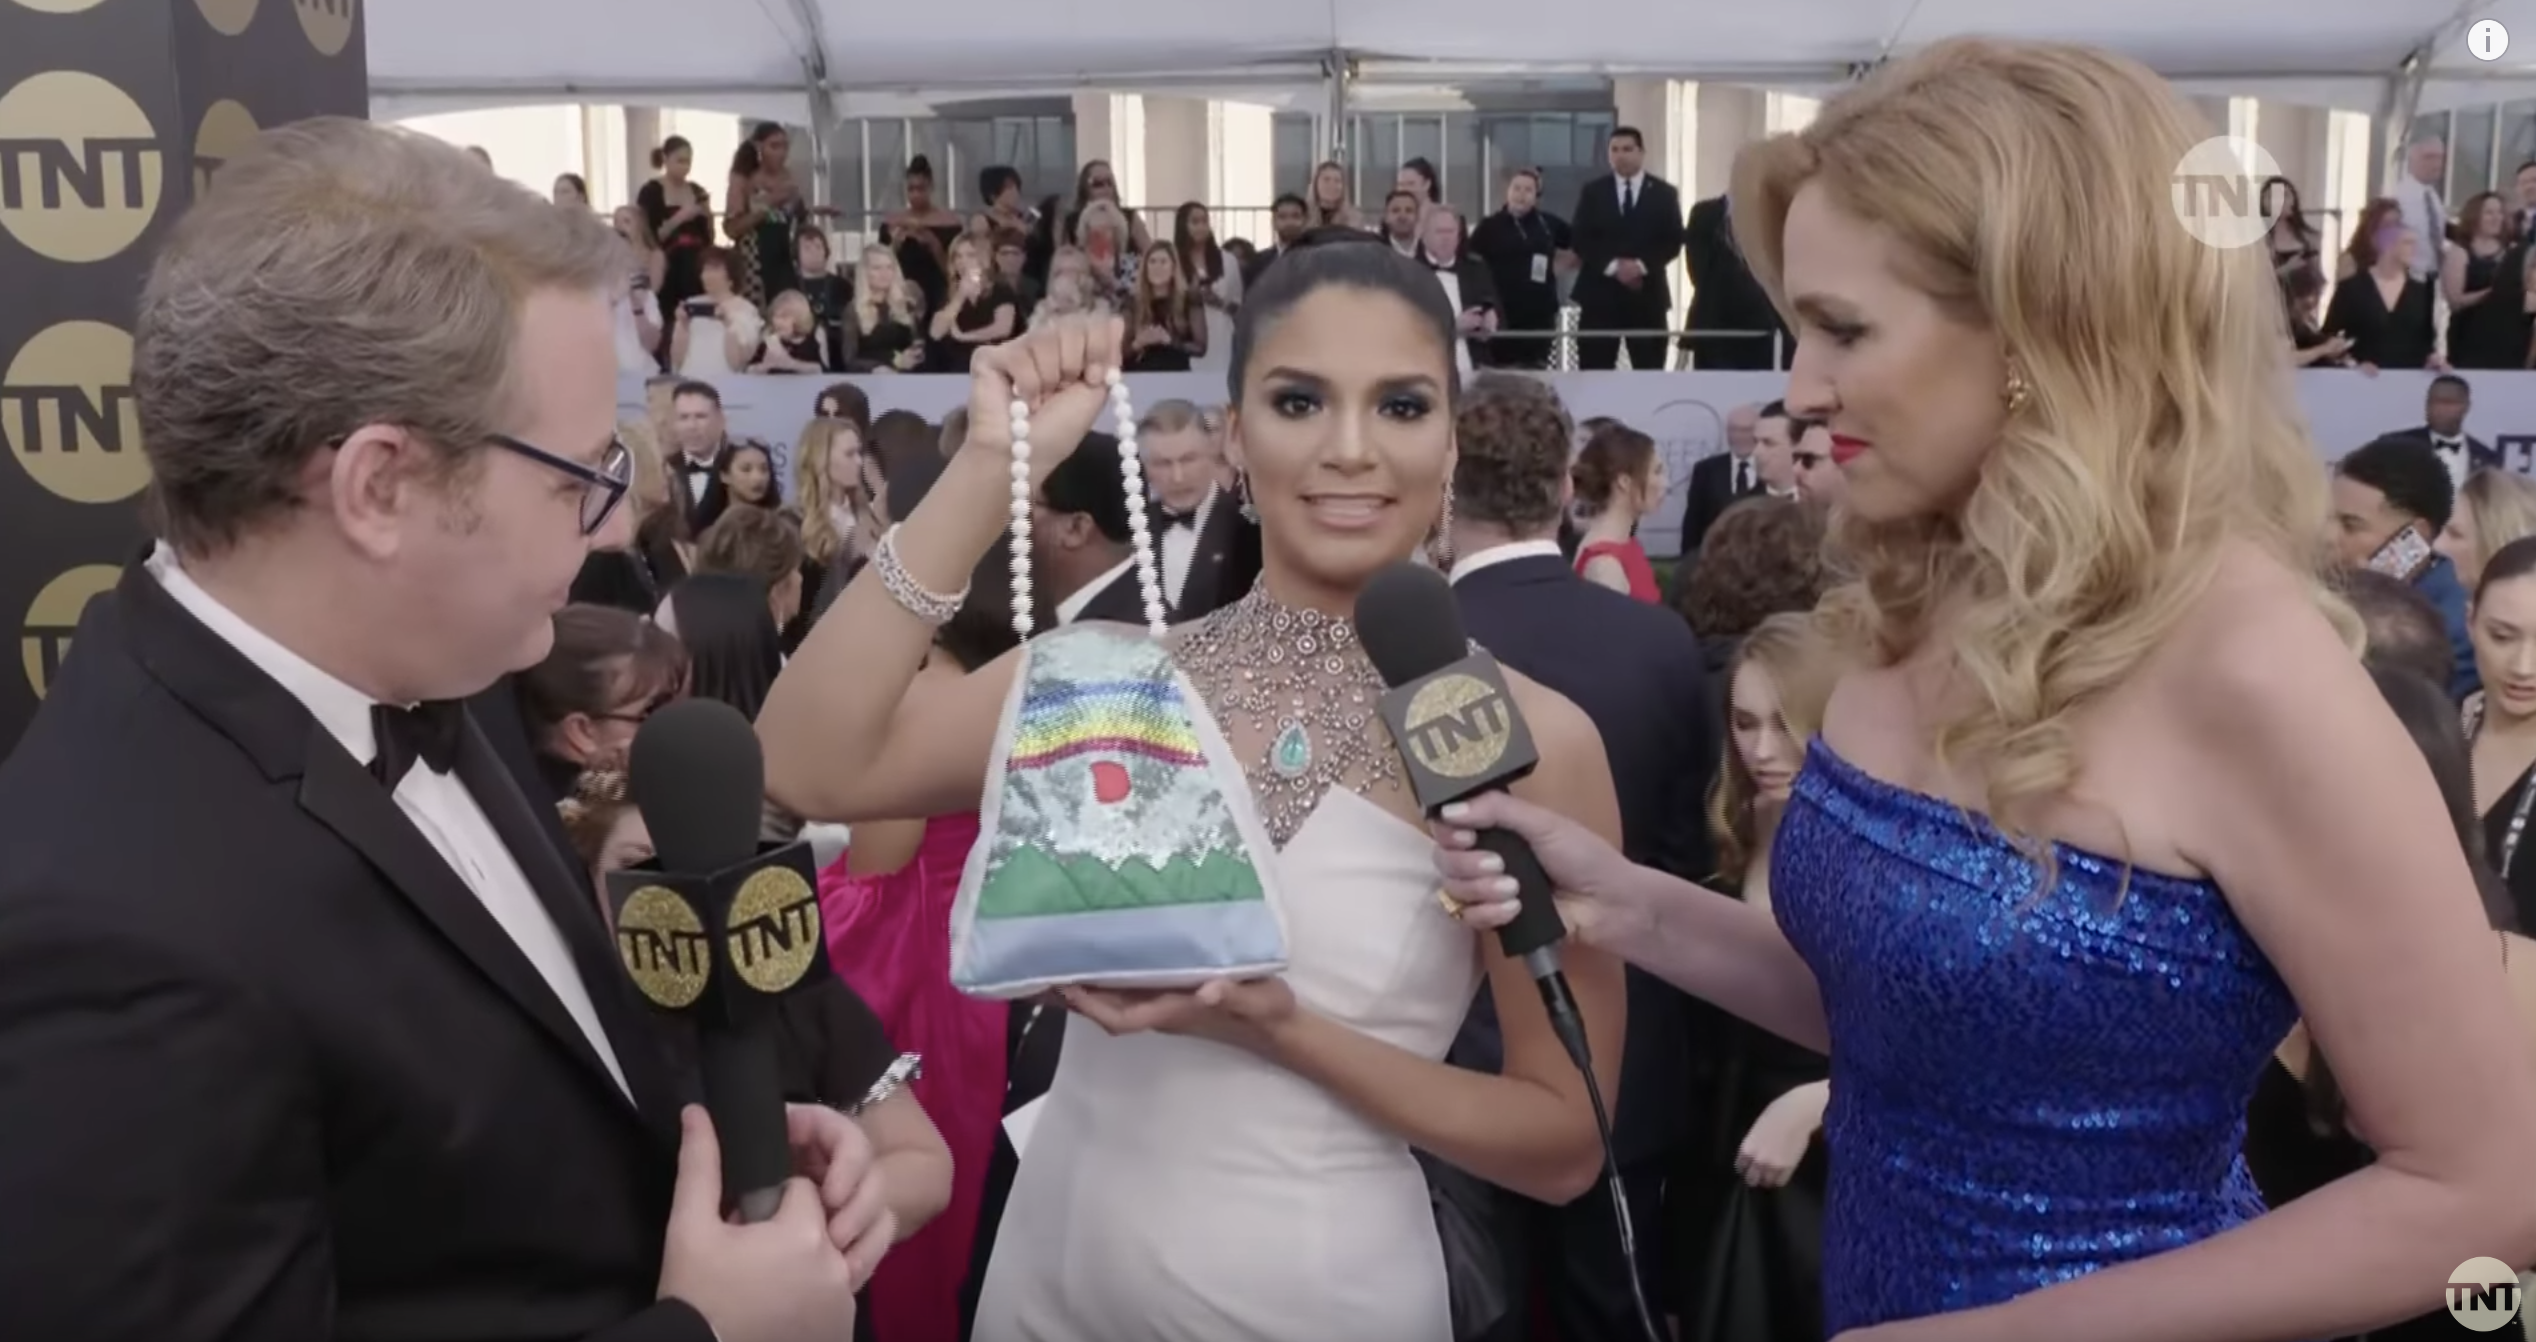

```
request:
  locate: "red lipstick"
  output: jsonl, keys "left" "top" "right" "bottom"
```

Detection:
{"left": 1829, "top": 434, "right": 1871, "bottom": 466}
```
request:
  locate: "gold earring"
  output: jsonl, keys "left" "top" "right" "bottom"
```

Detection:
{"left": 2003, "top": 368, "right": 2031, "bottom": 415}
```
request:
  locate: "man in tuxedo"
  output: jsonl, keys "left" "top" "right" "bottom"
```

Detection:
{"left": 1569, "top": 126, "right": 1686, "bottom": 372}
{"left": 0, "top": 120, "right": 882, "bottom": 1342}
{"left": 2380, "top": 374, "right": 2502, "bottom": 490}
{"left": 1026, "top": 429, "right": 1147, "bottom": 626}
{"left": 1677, "top": 402, "right": 1764, "bottom": 553}
{"left": 1141, "top": 398, "right": 1259, "bottom": 619}
{"left": 1443, "top": 376, "right": 1717, "bottom": 1342}
{"left": 1244, "top": 194, "right": 1310, "bottom": 287}
{"left": 667, "top": 382, "right": 731, "bottom": 522}
{"left": 1679, "top": 194, "right": 1791, "bottom": 370}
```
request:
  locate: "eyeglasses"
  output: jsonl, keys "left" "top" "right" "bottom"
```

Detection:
{"left": 489, "top": 434, "right": 634, "bottom": 536}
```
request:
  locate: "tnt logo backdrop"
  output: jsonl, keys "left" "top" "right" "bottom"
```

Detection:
{"left": 0, "top": 0, "right": 366, "bottom": 756}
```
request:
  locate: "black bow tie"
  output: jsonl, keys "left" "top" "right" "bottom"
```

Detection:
{"left": 1158, "top": 507, "right": 1199, "bottom": 531}
{"left": 2434, "top": 437, "right": 2464, "bottom": 451}
{"left": 371, "top": 701, "right": 464, "bottom": 788}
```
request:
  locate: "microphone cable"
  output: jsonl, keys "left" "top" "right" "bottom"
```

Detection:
{"left": 1533, "top": 973, "right": 1664, "bottom": 1342}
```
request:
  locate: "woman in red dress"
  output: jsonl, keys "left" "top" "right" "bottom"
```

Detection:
{"left": 1572, "top": 421, "right": 1666, "bottom": 603}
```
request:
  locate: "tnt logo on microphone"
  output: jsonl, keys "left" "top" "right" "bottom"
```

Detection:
{"left": 614, "top": 885, "right": 710, "bottom": 1009}
{"left": 2170, "top": 135, "right": 2285, "bottom": 250}
{"left": 1402, "top": 674, "right": 1515, "bottom": 780}
{"left": 0, "top": 70, "right": 164, "bottom": 263}
{"left": 726, "top": 868, "right": 820, "bottom": 994}
{"left": 2447, "top": 1257, "right": 2524, "bottom": 1331}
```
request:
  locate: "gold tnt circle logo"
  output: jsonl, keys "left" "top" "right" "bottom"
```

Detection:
{"left": 613, "top": 885, "right": 710, "bottom": 1009}
{"left": 0, "top": 71, "right": 163, "bottom": 264}
{"left": 9, "top": 0, "right": 111, "bottom": 13}
{"left": 3, "top": 321, "right": 144, "bottom": 504}
{"left": 194, "top": 0, "right": 261, "bottom": 35}
{"left": 727, "top": 867, "right": 820, "bottom": 994}
{"left": 20, "top": 564, "right": 116, "bottom": 699}
{"left": 294, "top": 0, "right": 355, "bottom": 56}
{"left": 1402, "top": 672, "right": 1512, "bottom": 779}
{"left": 192, "top": 99, "right": 258, "bottom": 199}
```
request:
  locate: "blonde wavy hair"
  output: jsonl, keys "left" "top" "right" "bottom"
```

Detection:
{"left": 2454, "top": 468, "right": 2536, "bottom": 587}
{"left": 1730, "top": 39, "right": 2349, "bottom": 852}
{"left": 1708, "top": 613, "right": 1839, "bottom": 885}
{"left": 793, "top": 416, "right": 861, "bottom": 563}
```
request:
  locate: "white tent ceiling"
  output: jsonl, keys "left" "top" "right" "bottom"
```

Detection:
{"left": 364, "top": 0, "right": 2513, "bottom": 120}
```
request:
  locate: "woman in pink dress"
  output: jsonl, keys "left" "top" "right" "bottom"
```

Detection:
{"left": 817, "top": 558, "right": 1012, "bottom": 1342}
{"left": 1572, "top": 421, "right": 1665, "bottom": 603}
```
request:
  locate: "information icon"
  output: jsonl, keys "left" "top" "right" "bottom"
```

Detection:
{"left": 2471, "top": 19, "right": 2509, "bottom": 62}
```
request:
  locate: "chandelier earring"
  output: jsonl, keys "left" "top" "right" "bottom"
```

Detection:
{"left": 1234, "top": 468, "right": 1259, "bottom": 523}
{"left": 1426, "top": 485, "right": 1457, "bottom": 569}
{"left": 1005, "top": 370, "right": 1170, "bottom": 642}
{"left": 2003, "top": 366, "right": 2032, "bottom": 415}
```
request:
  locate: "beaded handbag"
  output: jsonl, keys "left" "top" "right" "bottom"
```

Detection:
{"left": 945, "top": 372, "right": 1291, "bottom": 998}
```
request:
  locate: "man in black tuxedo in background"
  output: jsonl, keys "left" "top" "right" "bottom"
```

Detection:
{"left": 1141, "top": 398, "right": 1260, "bottom": 619}
{"left": 1443, "top": 375, "right": 1717, "bottom": 1342}
{"left": 0, "top": 120, "right": 884, "bottom": 1342}
{"left": 1677, "top": 402, "right": 1765, "bottom": 554}
{"left": 1569, "top": 126, "right": 1686, "bottom": 372}
{"left": 1027, "top": 429, "right": 1149, "bottom": 626}
{"left": 1680, "top": 194, "right": 1792, "bottom": 370}
{"left": 2379, "top": 373, "right": 2503, "bottom": 489}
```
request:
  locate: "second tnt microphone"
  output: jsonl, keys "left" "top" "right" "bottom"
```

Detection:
{"left": 610, "top": 698, "right": 834, "bottom": 1222}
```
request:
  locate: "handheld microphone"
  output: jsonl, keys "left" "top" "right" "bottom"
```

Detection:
{"left": 615, "top": 698, "right": 834, "bottom": 1222}
{"left": 1352, "top": 562, "right": 1584, "bottom": 1069}
{"left": 1355, "top": 561, "right": 1664, "bottom": 1342}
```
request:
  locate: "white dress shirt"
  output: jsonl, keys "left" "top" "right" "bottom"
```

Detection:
{"left": 1056, "top": 555, "right": 1137, "bottom": 625}
{"left": 2430, "top": 431, "right": 2471, "bottom": 489}
{"left": 1448, "top": 538, "right": 1564, "bottom": 585}
{"left": 2398, "top": 178, "right": 2445, "bottom": 281}
{"left": 147, "top": 545, "right": 632, "bottom": 1098}
{"left": 1159, "top": 486, "right": 1218, "bottom": 609}
{"left": 1433, "top": 268, "right": 1475, "bottom": 376}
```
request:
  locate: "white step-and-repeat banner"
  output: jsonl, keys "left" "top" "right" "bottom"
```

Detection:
{"left": 630, "top": 368, "right": 2531, "bottom": 558}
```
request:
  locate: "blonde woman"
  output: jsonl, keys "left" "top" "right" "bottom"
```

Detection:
{"left": 1437, "top": 38, "right": 2536, "bottom": 1337}
{"left": 926, "top": 234, "right": 1020, "bottom": 374}
{"left": 1075, "top": 200, "right": 1137, "bottom": 294}
{"left": 794, "top": 415, "right": 879, "bottom": 598}
{"left": 1672, "top": 614, "right": 1835, "bottom": 1339}
{"left": 849, "top": 244, "right": 924, "bottom": 373}
{"left": 2438, "top": 467, "right": 2536, "bottom": 590}
{"left": 1307, "top": 159, "right": 1362, "bottom": 230}
{"left": 1122, "top": 240, "right": 1205, "bottom": 372}
{"left": 1029, "top": 247, "right": 1106, "bottom": 328}
{"left": 750, "top": 290, "right": 831, "bottom": 374}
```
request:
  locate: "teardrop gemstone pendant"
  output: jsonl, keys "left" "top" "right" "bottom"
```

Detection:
{"left": 1270, "top": 721, "right": 1311, "bottom": 778}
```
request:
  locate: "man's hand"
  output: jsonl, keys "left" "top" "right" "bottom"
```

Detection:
{"left": 656, "top": 1107, "right": 859, "bottom": 1342}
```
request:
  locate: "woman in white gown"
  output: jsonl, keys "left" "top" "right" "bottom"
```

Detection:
{"left": 759, "top": 237, "right": 1628, "bottom": 1342}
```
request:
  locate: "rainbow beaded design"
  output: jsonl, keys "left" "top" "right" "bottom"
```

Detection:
{"left": 949, "top": 623, "right": 1288, "bottom": 998}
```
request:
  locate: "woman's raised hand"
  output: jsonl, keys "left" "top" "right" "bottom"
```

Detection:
{"left": 964, "top": 312, "right": 1126, "bottom": 489}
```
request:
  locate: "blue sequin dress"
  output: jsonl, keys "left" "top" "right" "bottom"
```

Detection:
{"left": 1772, "top": 740, "right": 2298, "bottom": 1333}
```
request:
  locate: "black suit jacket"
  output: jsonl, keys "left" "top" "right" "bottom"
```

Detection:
{"left": 2381, "top": 424, "right": 2504, "bottom": 474}
{"left": 0, "top": 557, "right": 709, "bottom": 1342}
{"left": 1449, "top": 553, "right": 1717, "bottom": 1165}
{"left": 1171, "top": 495, "right": 1262, "bottom": 622}
{"left": 1569, "top": 174, "right": 1686, "bottom": 318}
{"left": 1680, "top": 195, "right": 1789, "bottom": 370}
{"left": 1070, "top": 562, "right": 1151, "bottom": 625}
{"left": 1679, "top": 451, "right": 1761, "bottom": 555}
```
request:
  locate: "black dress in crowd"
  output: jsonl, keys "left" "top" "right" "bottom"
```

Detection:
{"left": 2324, "top": 270, "right": 2438, "bottom": 370}
{"left": 1668, "top": 882, "right": 1829, "bottom": 1342}
{"left": 2447, "top": 245, "right": 2531, "bottom": 371}
{"left": 929, "top": 282, "right": 1023, "bottom": 374}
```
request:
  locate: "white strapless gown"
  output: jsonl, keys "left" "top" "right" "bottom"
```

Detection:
{"left": 971, "top": 789, "right": 1480, "bottom": 1342}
